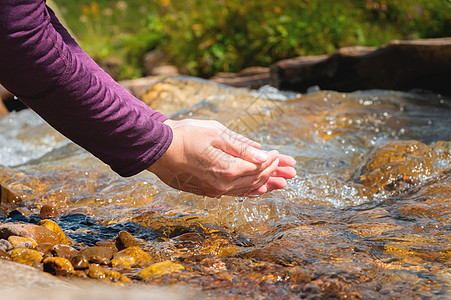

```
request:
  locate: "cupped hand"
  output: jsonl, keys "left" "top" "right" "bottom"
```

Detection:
{"left": 148, "top": 119, "right": 296, "bottom": 197}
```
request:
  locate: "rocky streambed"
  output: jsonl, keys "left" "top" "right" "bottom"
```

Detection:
{"left": 0, "top": 77, "right": 450, "bottom": 299}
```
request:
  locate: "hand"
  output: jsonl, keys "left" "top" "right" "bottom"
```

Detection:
{"left": 148, "top": 119, "right": 296, "bottom": 197}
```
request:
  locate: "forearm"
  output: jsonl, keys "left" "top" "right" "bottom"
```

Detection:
{"left": 0, "top": 0, "right": 172, "bottom": 176}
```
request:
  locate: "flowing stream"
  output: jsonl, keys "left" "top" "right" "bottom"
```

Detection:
{"left": 0, "top": 77, "right": 450, "bottom": 298}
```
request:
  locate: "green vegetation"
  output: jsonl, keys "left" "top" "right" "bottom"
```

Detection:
{"left": 54, "top": 0, "right": 451, "bottom": 79}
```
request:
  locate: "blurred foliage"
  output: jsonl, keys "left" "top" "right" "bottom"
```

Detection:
{"left": 54, "top": 0, "right": 451, "bottom": 79}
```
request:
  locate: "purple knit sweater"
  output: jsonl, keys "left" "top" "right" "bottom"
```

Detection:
{"left": 0, "top": 0, "right": 173, "bottom": 176}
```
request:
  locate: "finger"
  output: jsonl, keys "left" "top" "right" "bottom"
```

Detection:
{"left": 244, "top": 177, "right": 288, "bottom": 196}
{"left": 214, "top": 132, "right": 266, "bottom": 163}
{"left": 226, "top": 157, "right": 279, "bottom": 196}
{"left": 276, "top": 154, "right": 296, "bottom": 167}
{"left": 224, "top": 129, "right": 261, "bottom": 149}
{"left": 271, "top": 166, "right": 297, "bottom": 179}
{"left": 228, "top": 150, "right": 279, "bottom": 178}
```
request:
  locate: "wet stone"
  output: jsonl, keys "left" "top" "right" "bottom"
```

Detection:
{"left": 10, "top": 248, "right": 43, "bottom": 266}
{"left": 38, "top": 219, "right": 70, "bottom": 245}
{"left": 52, "top": 244, "right": 78, "bottom": 260}
{"left": 43, "top": 257, "right": 73, "bottom": 276}
{"left": 8, "top": 236, "right": 37, "bottom": 249}
{"left": 200, "top": 238, "right": 239, "bottom": 258}
{"left": 0, "top": 223, "right": 59, "bottom": 245}
{"left": 79, "top": 246, "right": 115, "bottom": 262}
{"left": 71, "top": 254, "right": 89, "bottom": 270}
{"left": 138, "top": 260, "right": 185, "bottom": 280}
{"left": 39, "top": 204, "right": 59, "bottom": 219}
{"left": 115, "top": 231, "right": 145, "bottom": 251}
{"left": 111, "top": 246, "right": 153, "bottom": 268}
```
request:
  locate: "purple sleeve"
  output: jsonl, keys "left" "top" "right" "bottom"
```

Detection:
{"left": 0, "top": 0, "right": 173, "bottom": 177}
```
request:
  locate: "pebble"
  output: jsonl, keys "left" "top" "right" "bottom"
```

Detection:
{"left": 0, "top": 239, "right": 12, "bottom": 252}
{"left": 111, "top": 246, "right": 153, "bottom": 268}
{"left": 43, "top": 257, "right": 74, "bottom": 276}
{"left": 51, "top": 244, "right": 78, "bottom": 260}
{"left": 71, "top": 254, "right": 89, "bottom": 270}
{"left": 39, "top": 204, "right": 59, "bottom": 219}
{"left": 0, "top": 223, "right": 59, "bottom": 245}
{"left": 8, "top": 236, "right": 37, "bottom": 249}
{"left": 138, "top": 261, "right": 185, "bottom": 280}
{"left": 38, "top": 219, "right": 70, "bottom": 245}
{"left": 10, "top": 248, "right": 43, "bottom": 266}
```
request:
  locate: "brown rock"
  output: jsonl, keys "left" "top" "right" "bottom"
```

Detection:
{"left": 115, "top": 231, "right": 145, "bottom": 251}
{"left": 271, "top": 38, "right": 451, "bottom": 95}
{"left": 39, "top": 204, "right": 58, "bottom": 219}
{"left": 10, "top": 248, "right": 43, "bottom": 266}
{"left": 79, "top": 246, "right": 115, "bottom": 262}
{"left": 43, "top": 257, "right": 73, "bottom": 276}
{"left": 0, "top": 223, "right": 59, "bottom": 245}
{"left": 51, "top": 244, "right": 78, "bottom": 260}
{"left": 210, "top": 66, "right": 270, "bottom": 89}
{"left": 38, "top": 219, "right": 70, "bottom": 245}
{"left": 71, "top": 254, "right": 89, "bottom": 270}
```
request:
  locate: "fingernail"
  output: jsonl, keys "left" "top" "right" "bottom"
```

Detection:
{"left": 254, "top": 151, "right": 268, "bottom": 162}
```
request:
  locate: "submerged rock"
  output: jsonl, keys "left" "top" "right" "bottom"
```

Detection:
{"left": 138, "top": 260, "right": 185, "bottom": 280}
{"left": 111, "top": 246, "right": 153, "bottom": 268}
